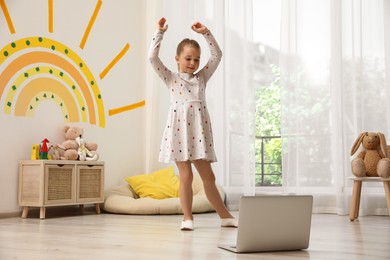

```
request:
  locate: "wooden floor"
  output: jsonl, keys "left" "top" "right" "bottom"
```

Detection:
{"left": 0, "top": 208, "right": 389, "bottom": 260}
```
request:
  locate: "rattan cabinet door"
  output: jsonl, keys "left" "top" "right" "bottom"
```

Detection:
{"left": 44, "top": 164, "right": 76, "bottom": 205}
{"left": 76, "top": 165, "right": 104, "bottom": 203}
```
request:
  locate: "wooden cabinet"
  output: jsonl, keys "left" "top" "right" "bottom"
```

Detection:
{"left": 18, "top": 160, "right": 104, "bottom": 219}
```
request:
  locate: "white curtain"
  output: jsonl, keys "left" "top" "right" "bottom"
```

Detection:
{"left": 220, "top": 0, "right": 256, "bottom": 209}
{"left": 145, "top": 0, "right": 255, "bottom": 210}
{"left": 280, "top": 0, "right": 390, "bottom": 215}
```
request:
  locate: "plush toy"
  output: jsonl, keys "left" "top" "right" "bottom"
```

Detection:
{"left": 350, "top": 132, "right": 390, "bottom": 178}
{"left": 48, "top": 144, "right": 64, "bottom": 160}
{"left": 76, "top": 136, "right": 99, "bottom": 161}
{"left": 59, "top": 125, "right": 98, "bottom": 161}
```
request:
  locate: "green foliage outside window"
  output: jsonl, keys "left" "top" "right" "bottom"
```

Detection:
{"left": 255, "top": 65, "right": 282, "bottom": 186}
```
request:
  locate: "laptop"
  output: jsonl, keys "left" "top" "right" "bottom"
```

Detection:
{"left": 218, "top": 195, "right": 313, "bottom": 253}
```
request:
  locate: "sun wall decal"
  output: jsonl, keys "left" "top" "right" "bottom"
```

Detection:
{"left": 0, "top": 0, "right": 145, "bottom": 128}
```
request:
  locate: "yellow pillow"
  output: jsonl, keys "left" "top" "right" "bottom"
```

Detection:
{"left": 125, "top": 166, "right": 180, "bottom": 199}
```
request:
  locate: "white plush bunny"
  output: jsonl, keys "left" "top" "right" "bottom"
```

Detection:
{"left": 76, "top": 136, "right": 99, "bottom": 161}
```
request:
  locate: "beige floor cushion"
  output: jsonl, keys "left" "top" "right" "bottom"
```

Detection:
{"left": 103, "top": 174, "right": 225, "bottom": 215}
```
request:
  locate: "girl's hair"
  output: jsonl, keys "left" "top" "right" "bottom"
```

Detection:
{"left": 176, "top": 38, "right": 201, "bottom": 56}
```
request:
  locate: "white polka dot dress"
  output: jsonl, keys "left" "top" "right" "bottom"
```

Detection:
{"left": 148, "top": 30, "right": 222, "bottom": 163}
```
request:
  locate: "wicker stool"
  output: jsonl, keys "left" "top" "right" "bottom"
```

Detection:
{"left": 349, "top": 177, "right": 390, "bottom": 221}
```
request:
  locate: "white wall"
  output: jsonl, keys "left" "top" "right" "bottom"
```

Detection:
{"left": 0, "top": 0, "right": 147, "bottom": 214}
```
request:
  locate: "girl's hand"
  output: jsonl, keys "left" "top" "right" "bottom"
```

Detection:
{"left": 157, "top": 17, "right": 168, "bottom": 32}
{"left": 191, "top": 22, "right": 209, "bottom": 34}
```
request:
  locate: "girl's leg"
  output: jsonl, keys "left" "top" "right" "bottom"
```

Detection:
{"left": 176, "top": 161, "right": 194, "bottom": 221}
{"left": 192, "top": 159, "right": 234, "bottom": 219}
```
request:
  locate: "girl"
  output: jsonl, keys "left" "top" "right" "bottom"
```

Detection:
{"left": 148, "top": 17, "right": 237, "bottom": 231}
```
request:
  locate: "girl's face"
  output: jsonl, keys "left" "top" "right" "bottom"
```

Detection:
{"left": 175, "top": 45, "right": 200, "bottom": 74}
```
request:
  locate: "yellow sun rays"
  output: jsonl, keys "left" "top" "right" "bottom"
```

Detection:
{"left": 100, "top": 43, "right": 130, "bottom": 80}
{"left": 48, "top": 0, "right": 53, "bottom": 33}
{"left": 80, "top": 0, "right": 102, "bottom": 50}
{"left": 0, "top": 0, "right": 145, "bottom": 127}
{"left": 0, "top": 0, "right": 15, "bottom": 34}
{"left": 108, "top": 100, "right": 146, "bottom": 116}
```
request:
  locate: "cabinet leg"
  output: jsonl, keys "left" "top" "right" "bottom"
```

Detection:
{"left": 79, "top": 204, "right": 84, "bottom": 214}
{"left": 95, "top": 203, "right": 101, "bottom": 214}
{"left": 39, "top": 207, "right": 46, "bottom": 219}
{"left": 21, "top": 207, "right": 29, "bottom": 219}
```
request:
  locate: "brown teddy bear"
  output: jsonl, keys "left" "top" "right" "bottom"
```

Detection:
{"left": 59, "top": 125, "right": 98, "bottom": 160}
{"left": 350, "top": 132, "right": 390, "bottom": 178}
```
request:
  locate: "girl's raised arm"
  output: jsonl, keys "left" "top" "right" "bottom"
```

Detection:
{"left": 148, "top": 18, "right": 172, "bottom": 86}
{"left": 198, "top": 29, "right": 222, "bottom": 83}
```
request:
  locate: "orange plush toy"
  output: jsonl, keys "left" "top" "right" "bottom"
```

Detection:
{"left": 350, "top": 132, "right": 390, "bottom": 178}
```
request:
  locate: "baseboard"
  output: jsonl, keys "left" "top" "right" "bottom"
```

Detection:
{"left": 0, "top": 211, "right": 21, "bottom": 219}
{"left": 0, "top": 205, "right": 99, "bottom": 219}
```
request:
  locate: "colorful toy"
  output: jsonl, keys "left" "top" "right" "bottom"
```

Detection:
{"left": 40, "top": 139, "right": 50, "bottom": 160}
{"left": 31, "top": 144, "right": 40, "bottom": 160}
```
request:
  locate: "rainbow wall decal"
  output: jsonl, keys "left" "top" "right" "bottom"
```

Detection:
{"left": 0, "top": 37, "right": 103, "bottom": 126}
{"left": 0, "top": 0, "right": 145, "bottom": 128}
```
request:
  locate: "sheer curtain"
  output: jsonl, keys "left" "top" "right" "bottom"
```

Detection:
{"left": 145, "top": 0, "right": 255, "bottom": 210}
{"left": 280, "top": 0, "right": 390, "bottom": 215}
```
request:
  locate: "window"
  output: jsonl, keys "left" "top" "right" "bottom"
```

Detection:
{"left": 253, "top": 0, "right": 282, "bottom": 186}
